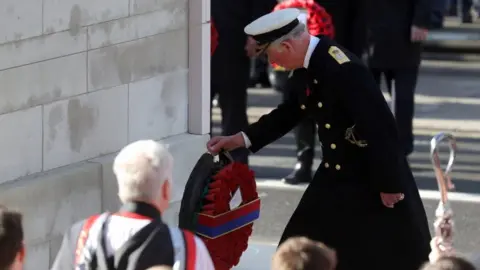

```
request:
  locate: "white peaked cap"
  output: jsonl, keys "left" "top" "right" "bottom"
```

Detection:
{"left": 297, "top": 13, "right": 308, "bottom": 25}
{"left": 244, "top": 8, "right": 301, "bottom": 40}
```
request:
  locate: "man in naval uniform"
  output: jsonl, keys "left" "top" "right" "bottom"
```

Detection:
{"left": 207, "top": 8, "right": 431, "bottom": 270}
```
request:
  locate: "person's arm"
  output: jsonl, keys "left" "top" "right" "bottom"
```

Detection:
{"left": 336, "top": 61, "right": 403, "bottom": 193}
{"left": 193, "top": 236, "right": 215, "bottom": 270}
{"left": 413, "top": 0, "right": 432, "bottom": 28}
{"left": 243, "top": 70, "right": 307, "bottom": 153}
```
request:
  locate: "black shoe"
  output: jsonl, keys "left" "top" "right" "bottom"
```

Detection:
{"left": 282, "top": 163, "right": 312, "bottom": 185}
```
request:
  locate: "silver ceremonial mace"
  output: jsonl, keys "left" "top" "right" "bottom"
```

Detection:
{"left": 430, "top": 132, "right": 457, "bottom": 252}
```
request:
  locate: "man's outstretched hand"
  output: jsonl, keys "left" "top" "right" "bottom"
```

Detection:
{"left": 207, "top": 133, "right": 246, "bottom": 154}
{"left": 380, "top": 192, "right": 405, "bottom": 208}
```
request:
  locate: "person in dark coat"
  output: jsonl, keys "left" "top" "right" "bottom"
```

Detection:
{"left": 366, "top": 0, "right": 432, "bottom": 156}
{"left": 317, "top": 0, "right": 367, "bottom": 57}
{"left": 207, "top": 8, "right": 431, "bottom": 270}
{"left": 211, "top": 0, "right": 277, "bottom": 164}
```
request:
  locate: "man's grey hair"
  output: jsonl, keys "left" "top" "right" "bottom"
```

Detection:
{"left": 271, "top": 22, "right": 307, "bottom": 49}
{"left": 113, "top": 140, "right": 173, "bottom": 203}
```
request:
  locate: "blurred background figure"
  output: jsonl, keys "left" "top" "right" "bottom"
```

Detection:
{"left": 431, "top": 0, "right": 449, "bottom": 28}
{"left": 366, "top": 0, "right": 432, "bottom": 157}
{"left": 269, "top": 0, "right": 335, "bottom": 184}
{"left": 316, "top": 0, "right": 367, "bottom": 57}
{"left": 448, "top": 0, "right": 478, "bottom": 23}
{"left": 211, "top": 0, "right": 277, "bottom": 164}
{"left": 0, "top": 205, "right": 25, "bottom": 270}
{"left": 249, "top": 55, "right": 272, "bottom": 88}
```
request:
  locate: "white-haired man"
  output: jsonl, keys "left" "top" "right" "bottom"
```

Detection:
{"left": 52, "top": 140, "right": 214, "bottom": 270}
{"left": 208, "top": 8, "right": 431, "bottom": 270}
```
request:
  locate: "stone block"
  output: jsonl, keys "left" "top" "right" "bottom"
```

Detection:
{"left": 89, "top": 153, "right": 121, "bottom": 212}
{"left": 129, "top": 0, "right": 186, "bottom": 16}
{"left": 49, "top": 235, "right": 64, "bottom": 267}
{"left": 0, "top": 0, "right": 42, "bottom": 44}
{"left": 163, "top": 200, "right": 181, "bottom": 226}
{"left": 0, "top": 106, "right": 42, "bottom": 184}
{"left": 128, "top": 70, "right": 188, "bottom": 142}
{"left": 0, "top": 53, "right": 87, "bottom": 115}
{"left": 88, "top": 5, "right": 187, "bottom": 50}
{"left": 43, "top": 0, "right": 129, "bottom": 34}
{"left": 88, "top": 29, "right": 188, "bottom": 91}
{"left": 43, "top": 85, "right": 128, "bottom": 170}
{"left": 89, "top": 133, "right": 209, "bottom": 222}
{"left": 160, "top": 134, "right": 210, "bottom": 202}
{"left": 24, "top": 241, "right": 50, "bottom": 270}
{"left": 0, "top": 162, "right": 103, "bottom": 244}
{"left": 0, "top": 28, "right": 87, "bottom": 71}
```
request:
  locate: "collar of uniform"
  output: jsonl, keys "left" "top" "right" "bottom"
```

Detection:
{"left": 118, "top": 201, "right": 161, "bottom": 220}
{"left": 303, "top": 35, "right": 320, "bottom": 69}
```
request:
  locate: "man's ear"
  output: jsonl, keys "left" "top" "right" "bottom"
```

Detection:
{"left": 280, "top": 40, "right": 294, "bottom": 52}
{"left": 161, "top": 180, "right": 171, "bottom": 202}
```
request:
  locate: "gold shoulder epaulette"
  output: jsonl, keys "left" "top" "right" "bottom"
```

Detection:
{"left": 328, "top": 46, "right": 350, "bottom": 65}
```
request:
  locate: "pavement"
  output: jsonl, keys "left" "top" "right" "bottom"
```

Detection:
{"left": 212, "top": 57, "right": 480, "bottom": 269}
{"left": 425, "top": 17, "right": 480, "bottom": 52}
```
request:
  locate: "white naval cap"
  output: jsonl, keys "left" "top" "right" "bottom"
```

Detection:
{"left": 297, "top": 12, "right": 308, "bottom": 25}
{"left": 244, "top": 8, "right": 301, "bottom": 46}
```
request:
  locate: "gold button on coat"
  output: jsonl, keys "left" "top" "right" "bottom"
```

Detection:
{"left": 324, "top": 163, "right": 330, "bottom": 168}
{"left": 325, "top": 123, "right": 331, "bottom": 129}
{"left": 318, "top": 102, "right": 323, "bottom": 108}
{"left": 330, "top": 144, "right": 336, "bottom": 149}
{"left": 335, "top": 164, "right": 341, "bottom": 170}
{"left": 300, "top": 104, "right": 306, "bottom": 110}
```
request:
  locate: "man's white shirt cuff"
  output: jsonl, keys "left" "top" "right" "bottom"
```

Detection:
{"left": 241, "top": 132, "right": 252, "bottom": 148}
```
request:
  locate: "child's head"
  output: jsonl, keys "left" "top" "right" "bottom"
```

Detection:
{"left": 422, "top": 256, "right": 477, "bottom": 270}
{"left": 272, "top": 237, "right": 337, "bottom": 270}
{"left": 0, "top": 205, "right": 25, "bottom": 270}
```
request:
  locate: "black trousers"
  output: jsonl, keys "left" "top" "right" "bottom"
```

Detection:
{"left": 211, "top": 44, "right": 250, "bottom": 164}
{"left": 370, "top": 67, "right": 419, "bottom": 156}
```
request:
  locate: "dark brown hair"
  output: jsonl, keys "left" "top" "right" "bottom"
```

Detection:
{"left": 421, "top": 256, "right": 477, "bottom": 270}
{"left": 0, "top": 205, "right": 24, "bottom": 270}
{"left": 272, "top": 237, "right": 337, "bottom": 270}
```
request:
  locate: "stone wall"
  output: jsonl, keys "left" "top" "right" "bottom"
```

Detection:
{"left": 0, "top": 0, "right": 212, "bottom": 268}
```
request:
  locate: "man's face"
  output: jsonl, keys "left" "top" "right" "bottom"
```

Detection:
{"left": 265, "top": 42, "right": 297, "bottom": 70}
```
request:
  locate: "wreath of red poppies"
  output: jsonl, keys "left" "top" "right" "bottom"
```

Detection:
{"left": 199, "top": 162, "right": 258, "bottom": 270}
{"left": 274, "top": 0, "right": 335, "bottom": 38}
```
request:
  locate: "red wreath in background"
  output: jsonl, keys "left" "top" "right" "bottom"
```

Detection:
{"left": 198, "top": 162, "right": 259, "bottom": 270}
{"left": 274, "top": 0, "right": 335, "bottom": 38}
{"left": 211, "top": 20, "right": 219, "bottom": 55}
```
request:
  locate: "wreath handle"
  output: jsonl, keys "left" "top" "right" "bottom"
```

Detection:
{"left": 219, "top": 149, "right": 234, "bottom": 164}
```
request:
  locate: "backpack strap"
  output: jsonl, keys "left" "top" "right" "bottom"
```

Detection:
{"left": 75, "top": 214, "right": 102, "bottom": 265}
{"left": 181, "top": 230, "right": 197, "bottom": 270}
